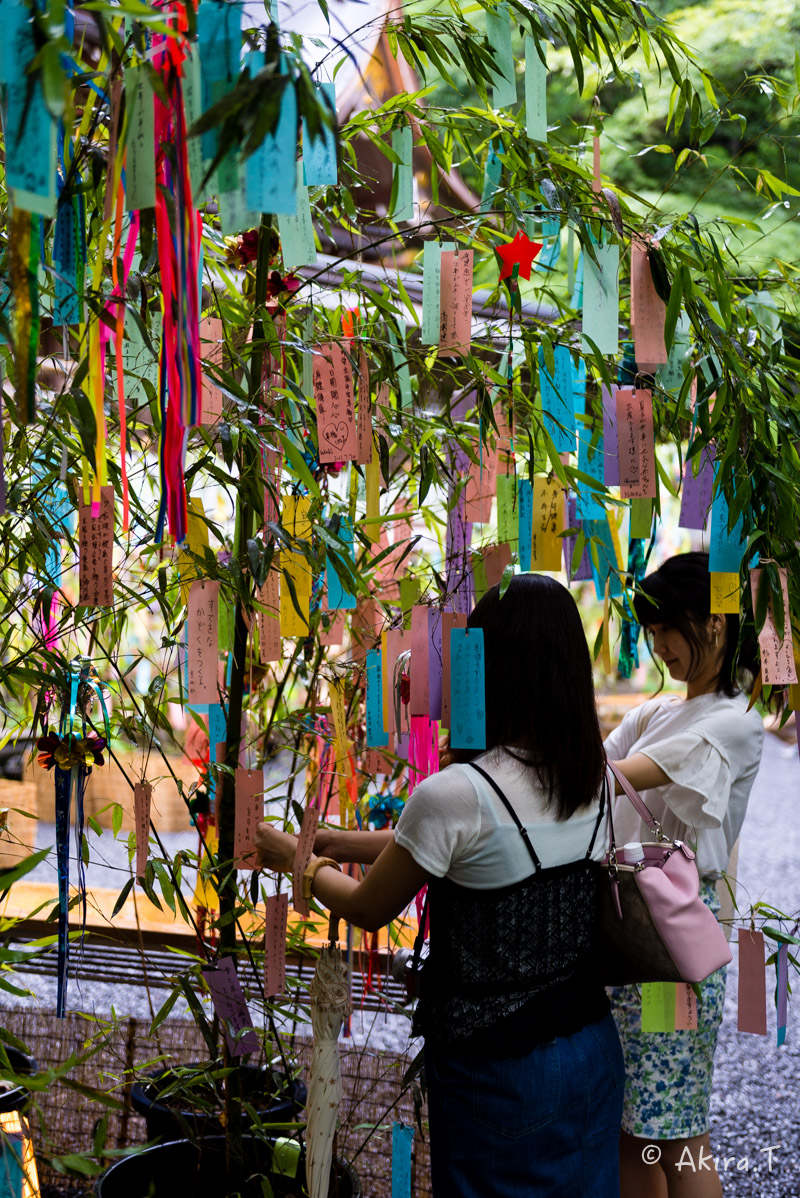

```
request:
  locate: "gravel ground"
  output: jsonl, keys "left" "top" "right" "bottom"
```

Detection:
{"left": 9, "top": 733, "right": 800, "bottom": 1191}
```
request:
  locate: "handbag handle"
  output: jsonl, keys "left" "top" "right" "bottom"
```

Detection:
{"left": 606, "top": 759, "right": 667, "bottom": 840}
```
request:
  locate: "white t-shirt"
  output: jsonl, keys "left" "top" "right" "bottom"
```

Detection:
{"left": 603, "top": 691, "right": 764, "bottom": 879}
{"left": 394, "top": 748, "right": 610, "bottom": 890}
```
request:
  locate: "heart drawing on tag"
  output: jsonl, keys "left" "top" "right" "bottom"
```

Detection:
{"left": 323, "top": 421, "right": 349, "bottom": 451}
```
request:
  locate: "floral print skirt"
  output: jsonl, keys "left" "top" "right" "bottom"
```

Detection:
{"left": 607, "top": 879, "right": 727, "bottom": 1141}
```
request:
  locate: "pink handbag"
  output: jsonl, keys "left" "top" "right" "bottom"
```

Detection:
{"left": 600, "top": 762, "right": 733, "bottom": 986}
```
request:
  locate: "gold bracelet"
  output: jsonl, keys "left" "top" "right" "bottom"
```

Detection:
{"left": 302, "top": 856, "right": 342, "bottom": 900}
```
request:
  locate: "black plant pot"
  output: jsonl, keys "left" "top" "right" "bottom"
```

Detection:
{"left": 0, "top": 1047, "right": 37, "bottom": 1114}
{"left": 130, "top": 1063, "right": 307, "bottom": 1143}
{"left": 94, "top": 1136, "right": 361, "bottom": 1198}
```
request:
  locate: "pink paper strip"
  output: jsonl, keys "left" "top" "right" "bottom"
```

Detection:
{"left": 292, "top": 805, "right": 319, "bottom": 917}
{"left": 631, "top": 246, "right": 667, "bottom": 368}
{"left": 187, "top": 580, "right": 220, "bottom": 703}
{"left": 439, "top": 250, "right": 473, "bottom": 355}
{"left": 602, "top": 384, "right": 620, "bottom": 485}
{"left": 313, "top": 342, "right": 357, "bottom": 463}
{"left": 674, "top": 983, "right": 698, "bottom": 1030}
{"left": 410, "top": 606, "right": 432, "bottom": 716}
{"left": 616, "top": 388, "right": 656, "bottom": 498}
{"left": 441, "top": 612, "right": 468, "bottom": 728}
{"left": 134, "top": 781, "right": 151, "bottom": 880}
{"left": 750, "top": 567, "right": 797, "bottom": 685}
{"left": 737, "top": 929, "right": 767, "bottom": 1035}
{"left": 264, "top": 893, "right": 289, "bottom": 997}
{"left": 234, "top": 769, "right": 263, "bottom": 870}
{"left": 199, "top": 316, "right": 224, "bottom": 424}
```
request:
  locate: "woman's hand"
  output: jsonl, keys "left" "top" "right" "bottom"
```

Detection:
{"left": 254, "top": 823, "right": 298, "bottom": 872}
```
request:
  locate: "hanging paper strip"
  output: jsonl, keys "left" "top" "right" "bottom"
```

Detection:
{"left": 538, "top": 345, "right": 575, "bottom": 454}
{"left": 708, "top": 470, "right": 747, "bottom": 574}
{"left": 486, "top": 2, "right": 516, "bottom": 108}
{"left": 581, "top": 242, "right": 619, "bottom": 356}
{"left": 54, "top": 764, "right": 74, "bottom": 1016}
{"left": 313, "top": 343, "right": 357, "bottom": 463}
{"left": 153, "top": 42, "right": 201, "bottom": 546}
{"left": 391, "top": 124, "right": 414, "bottom": 223}
{"left": 479, "top": 140, "right": 502, "bottom": 214}
{"left": 524, "top": 37, "right": 548, "bottom": 141}
{"left": 631, "top": 245, "right": 667, "bottom": 369}
{"left": 9, "top": 209, "right": 40, "bottom": 425}
{"left": 3, "top": 0, "right": 57, "bottom": 216}
{"left": 750, "top": 567, "right": 796, "bottom": 685}
{"left": 679, "top": 445, "right": 713, "bottom": 530}
{"left": 616, "top": 388, "right": 656, "bottom": 499}
{"left": 303, "top": 81, "right": 338, "bottom": 186}
{"left": 78, "top": 485, "right": 115, "bottom": 607}
{"left": 245, "top": 51, "right": 298, "bottom": 215}
{"left": 439, "top": 250, "right": 473, "bottom": 355}
{"left": 391, "top": 1123, "right": 414, "bottom": 1198}
{"left": 449, "top": 628, "right": 486, "bottom": 750}
{"left": 125, "top": 65, "right": 157, "bottom": 212}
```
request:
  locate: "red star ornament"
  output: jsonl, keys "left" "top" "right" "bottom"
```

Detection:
{"left": 496, "top": 230, "right": 543, "bottom": 282}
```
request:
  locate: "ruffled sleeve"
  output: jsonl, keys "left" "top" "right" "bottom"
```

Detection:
{"left": 639, "top": 728, "right": 732, "bottom": 829}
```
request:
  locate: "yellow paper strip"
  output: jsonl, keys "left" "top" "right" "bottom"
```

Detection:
{"left": 710, "top": 572, "right": 739, "bottom": 614}
{"left": 280, "top": 495, "right": 312, "bottom": 636}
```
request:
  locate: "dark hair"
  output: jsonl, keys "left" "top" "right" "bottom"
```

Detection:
{"left": 448, "top": 574, "right": 606, "bottom": 819}
{"left": 632, "top": 551, "right": 759, "bottom": 697}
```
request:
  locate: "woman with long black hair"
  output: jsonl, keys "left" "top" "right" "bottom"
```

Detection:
{"left": 255, "top": 574, "right": 624, "bottom": 1197}
{"left": 605, "top": 552, "right": 765, "bottom": 1198}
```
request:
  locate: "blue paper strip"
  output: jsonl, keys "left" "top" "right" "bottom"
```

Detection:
{"left": 449, "top": 628, "right": 486, "bottom": 750}
{"left": 366, "top": 649, "right": 389, "bottom": 748}
{"left": 518, "top": 478, "right": 532, "bottom": 572}
{"left": 391, "top": 1123, "right": 414, "bottom": 1198}
{"left": 327, "top": 519, "right": 356, "bottom": 610}
{"left": 197, "top": 0, "right": 243, "bottom": 163}
{"left": 538, "top": 344, "right": 575, "bottom": 454}
{"left": 303, "top": 81, "right": 337, "bottom": 186}
{"left": 576, "top": 424, "right": 606, "bottom": 521}
{"left": 586, "top": 516, "right": 622, "bottom": 600}
{"left": 3, "top": 0, "right": 56, "bottom": 211}
{"left": 245, "top": 53, "right": 298, "bottom": 215}
{"left": 777, "top": 941, "right": 788, "bottom": 1047}
{"left": 708, "top": 476, "right": 747, "bottom": 574}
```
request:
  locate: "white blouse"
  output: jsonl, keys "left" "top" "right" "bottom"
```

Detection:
{"left": 603, "top": 691, "right": 764, "bottom": 878}
{"left": 394, "top": 749, "right": 610, "bottom": 890}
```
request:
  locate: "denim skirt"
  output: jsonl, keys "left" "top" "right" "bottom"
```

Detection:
{"left": 424, "top": 1011, "right": 625, "bottom": 1197}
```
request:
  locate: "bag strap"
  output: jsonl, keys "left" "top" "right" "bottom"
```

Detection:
{"left": 606, "top": 758, "right": 664, "bottom": 837}
{"left": 586, "top": 774, "right": 608, "bottom": 859}
{"left": 467, "top": 762, "right": 542, "bottom": 872}
{"left": 412, "top": 887, "right": 430, "bottom": 959}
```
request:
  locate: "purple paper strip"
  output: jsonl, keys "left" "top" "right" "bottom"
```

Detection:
{"left": 0, "top": 411, "right": 5, "bottom": 516}
{"left": 428, "top": 609, "right": 443, "bottom": 721}
{"left": 446, "top": 487, "right": 473, "bottom": 614}
{"left": 602, "top": 385, "right": 619, "bottom": 486}
{"left": 679, "top": 446, "right": 713, "bottom": 531}
{"left": 564, "top": 496, "right": 593, "bottom": 581}
{"left": 777, "top": 942, "right": 788, "bottom": 1046}
{"left": 203, "top": 958, "right": 260, "bottom": 1057}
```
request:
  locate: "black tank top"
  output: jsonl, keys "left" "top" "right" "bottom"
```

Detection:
{"left": 413, "top": 763, "right": 609, "bottom": 1057}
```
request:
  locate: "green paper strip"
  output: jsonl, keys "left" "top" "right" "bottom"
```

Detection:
{"left": 421, "top": 240, "right": 454, "bottom": 345}
{"left": 486, "top": 3, "right": 516, "bottom": 109}
{"left": 641, "top": 982, "right": 676, "bottom": 1032}
{"left": 496, "top": 472, "right": 517, "bottom": 545}
{"left": 630, "top": 497, "right": 652, "bottom": 540}
{"left": 524, "top": 37, "right": 547, "bottom": 141}
{"left": 391, "top": 126, "right": 414, "bottom": 223}
{"left": 278, "top": 160, "right": 317, "bottom": 270}
{"left": 125, "top": 65, "right": 157, "bottom": 212}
